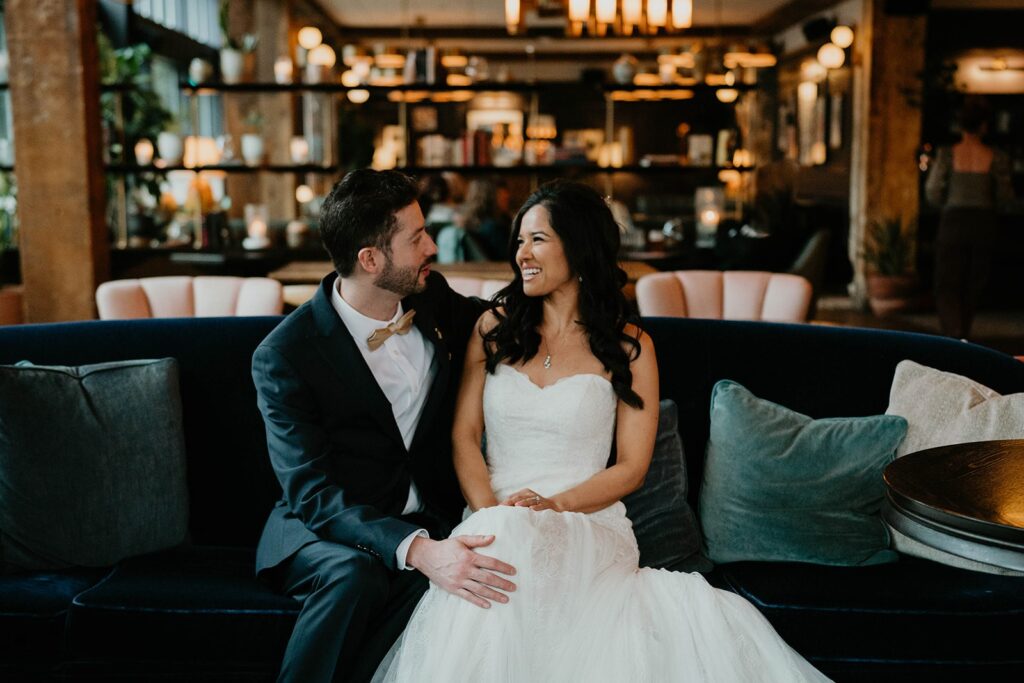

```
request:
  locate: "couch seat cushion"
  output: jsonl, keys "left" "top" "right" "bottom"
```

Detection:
{"left": 65, "top": 546, "right": 298, "bottom": 672}
{"left": 714, "top": 558, "right": 1024, "bottom": 667}
{"left": 0, "top": 568, "right": 108, "bottom": 667}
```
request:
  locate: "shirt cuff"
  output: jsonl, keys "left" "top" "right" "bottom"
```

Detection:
{"left": 396, "top": 529, "right": 429, "bottom": 570}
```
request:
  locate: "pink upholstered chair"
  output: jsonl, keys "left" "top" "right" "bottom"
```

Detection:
{"left": 96, "top": 276, "right": 284, "bottom": 320}
{"left": 635, "top": 270, "right": 813, "bottom": 323}
{"left": 444, "top": 276, "right": 509, "bottom": 301}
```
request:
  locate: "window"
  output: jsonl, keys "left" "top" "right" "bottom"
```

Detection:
{"left": 134, "top": 0, "right": 222, "bottom": 48}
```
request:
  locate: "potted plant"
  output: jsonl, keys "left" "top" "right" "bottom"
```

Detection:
{"left": 863, "top": 217, "right": 917, "bottom": 316}
{"left": 97, "top": 36, "right": 174, "bottom": 163}
{"left": 219, "top": 1, "right": 259, "bottom": 84}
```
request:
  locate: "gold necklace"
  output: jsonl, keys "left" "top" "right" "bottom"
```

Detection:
{"left": 541, "top": 327, "right": 572, "bottom": 369}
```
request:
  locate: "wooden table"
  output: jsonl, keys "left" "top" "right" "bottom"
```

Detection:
{"left": 269, "top": 260, "right": 657, "bottom": 307}
{"left": 882, "top": 439, "right": 1024, "bottom": 571}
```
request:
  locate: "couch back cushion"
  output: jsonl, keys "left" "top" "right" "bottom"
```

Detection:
{"left": 0, "top": 359, "right": 188, "bottom": 571}
{"left": 3, "top": 316, "right": 1024, "bottom": 550}
{"left": 0, "top": 318, "right": 282, "bottom": 548}
{"left": 641, "top": 318, "right": 1024, "bottom": 506}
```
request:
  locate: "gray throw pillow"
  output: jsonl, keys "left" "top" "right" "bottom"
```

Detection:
{"left": 623, "top": 400, "right": 711, "bottom": 573}
{"left": 0, "top": 359, "right": 189, "bottom": 573}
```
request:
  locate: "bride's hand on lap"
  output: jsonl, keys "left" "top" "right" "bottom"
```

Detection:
{"left": 502, "top": 488, "right": 564, "bottom": 512}
{"left": 406, "top": 535, "right": 517, "bottom": 609}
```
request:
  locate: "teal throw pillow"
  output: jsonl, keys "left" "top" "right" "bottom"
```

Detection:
{"left": 0, "top": 359, "right": 189, "bottom": 573}
{"left": 699, "top": 380, "right": 906, "bottom": 566}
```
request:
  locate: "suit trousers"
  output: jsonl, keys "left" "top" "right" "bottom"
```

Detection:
{"left": 273, "top": 539, "right": 428, "bottom": 683}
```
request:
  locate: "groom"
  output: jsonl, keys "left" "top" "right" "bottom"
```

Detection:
{"left": 253, "top": 169, "right": 517, "bottom": 683}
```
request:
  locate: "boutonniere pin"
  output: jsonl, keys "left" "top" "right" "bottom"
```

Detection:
{"left": 434, "top": 327, "right": 443, "bottom": 340}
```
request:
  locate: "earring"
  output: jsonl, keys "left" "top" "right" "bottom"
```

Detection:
{"left": 578, "top": 275, "right": 583, "bottom": 283}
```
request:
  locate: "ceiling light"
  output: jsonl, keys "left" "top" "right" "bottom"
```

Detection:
{"left": 308, "top": 44, "right": 336, "bottom": 68}
{"left": 817, "top": 43, "right": 845, "bottom": 69}
{"left": 347, "top": 89, "right": 370, "bottom": 104}
{"left": 297, "top": 27, "right": 322, "bottom": 50}
{"left": 672, "top": 0, "right": 693, "bottom": 29}
{"left": 647, "top": 0, "right": 668, "bottom": 28}
{"left": 715, "top": 88, "right": 739, "bottom": 103}
{"left": 830, "top": 25, "right": 854, "bottom": 49}
{"left": 505, "top": 0, "right": 521, "bottom": 35}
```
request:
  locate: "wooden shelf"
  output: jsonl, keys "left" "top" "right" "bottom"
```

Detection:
{"left": 104, "top": 163, "right": 340, "bottom": 174}
{"left": 175, "top": 81, "right": 754, "bottom": 95}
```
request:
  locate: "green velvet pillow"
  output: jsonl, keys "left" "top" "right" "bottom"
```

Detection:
{"left": 0, "top": 359, "right": 189, "bottom": 573}
{"left": 699, "top": 380, "right": 906, "bottom": 566}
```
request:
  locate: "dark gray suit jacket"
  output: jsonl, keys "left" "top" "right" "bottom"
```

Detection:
{"left": 253, "top": 271, "right": 483, "bottom": 574}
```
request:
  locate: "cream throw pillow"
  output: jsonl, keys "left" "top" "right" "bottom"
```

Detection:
{"left": 886, "top": 360, "right": 1024, "bottom": 458}
{"left": 884, "top": 359, "right": 1024, "bottom": 575}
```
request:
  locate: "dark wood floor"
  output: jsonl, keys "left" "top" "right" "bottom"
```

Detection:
{"left": 813, "top": 296, "right": 1024, "bottom": 357}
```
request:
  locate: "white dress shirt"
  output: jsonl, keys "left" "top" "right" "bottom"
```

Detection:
{"left": 331, "top": 280, "right": 436, "bottom": 569}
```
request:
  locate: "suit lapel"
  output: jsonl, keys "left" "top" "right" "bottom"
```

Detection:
{"left": 310, "top": 274, "right": 405, "bottom": 449}
{"left": 407, "top": 293, "right": 452, "bottom": 454}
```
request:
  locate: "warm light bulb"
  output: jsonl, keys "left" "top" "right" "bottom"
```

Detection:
{"left": 647, "top": 0, "right": 668, "bottom": 27}
{"left": 622, "top": 0, "right": 643, "bottom": 28}
{"left": 568, "top": 0, "right": 590, "bottom": 23}
{"left": 596, "top": 0, "right": 617, "bottom": 25}
{"left": 831, "top": 25, "right": 854, "bottom": 49}
{"left": 505, "top": 0, "right": 521, "bottom": 34}
{"left": 716, "top": 88, "right": 739, "bottom": 103}
{"left": 340, "top": 70, "right": 361, "bottom": 87}
{"left": 347, "top": 89, "right": 370, "bottom": 104}
{"left": 295, "top": 185, "right": 315, "bottom": 204}
{"left": 672, "top": 0, "right": 693, "bottom": 29}
{"left": 802, "top": 59, "right": 828, "bottom": 82}
{"left": 817, "top": 42, "right": 845, "bottom": 69}
{"left": 308, "top": 44, "right": 336, "bottom": 68}
{"left": 297, "top": 27, "right": 322, "bottom": 50}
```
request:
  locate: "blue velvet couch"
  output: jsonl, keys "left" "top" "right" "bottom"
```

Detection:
{"left": 1, "top": 316, "right": 1021, "bottom": 681}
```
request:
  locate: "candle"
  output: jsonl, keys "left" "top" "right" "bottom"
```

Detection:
{"left": 134, "top": 139, "right": 155, "bottom": 166}
{"left": 274, "top": 57, "right": 294, "bottom": 84}
{"left": 289, "top": 137, "right": 310, "bottom": 164}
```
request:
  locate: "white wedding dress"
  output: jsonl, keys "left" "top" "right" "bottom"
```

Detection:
{"left": 374, "top": 364, "right": 830, "bottom": 682}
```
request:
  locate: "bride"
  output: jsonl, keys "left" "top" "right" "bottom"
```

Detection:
{"left": 375, "top": 181, "right": 829, "bottom": 682}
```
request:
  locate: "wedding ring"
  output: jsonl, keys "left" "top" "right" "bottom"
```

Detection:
{"left": 533, "top": 495, "right": 541, "bottom": 504}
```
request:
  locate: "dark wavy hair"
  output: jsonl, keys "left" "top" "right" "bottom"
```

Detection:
{"left": 320, "top": 169, "right": 419, "bottom": 277}
{"left": 483, "top": 180, "right": 643, "bottom": 409}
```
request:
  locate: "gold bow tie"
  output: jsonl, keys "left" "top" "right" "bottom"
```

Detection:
{"left": 366, "top": 309, "right": 416, "bottom": 351}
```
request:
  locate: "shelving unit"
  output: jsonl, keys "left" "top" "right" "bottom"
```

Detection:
{"left": 103, "top": 74, "right": 756, "bottom": 261}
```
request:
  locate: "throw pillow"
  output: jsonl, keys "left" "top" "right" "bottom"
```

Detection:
{"left": 886, "top": 360, "right": 1024, "bottom": 458}
{"left": 623, "top": 400, "right": 711, "bottom": 573}
{"left": 0, "top": 359, "right": 189, "bottom": 573}
{"left": 884, "top": 360, "right": 1024, "bottom": 574}
{"left": 699, "top": 380, "right": 906, "bottom": 566}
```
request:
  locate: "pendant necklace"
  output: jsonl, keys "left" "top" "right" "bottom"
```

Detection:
{"left": 541, "top": 328, "right": 569, "bottom": 369}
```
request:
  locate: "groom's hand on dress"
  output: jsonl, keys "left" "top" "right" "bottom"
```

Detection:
{"left": 406, "top": 535, "right": 517, "bottom": 609}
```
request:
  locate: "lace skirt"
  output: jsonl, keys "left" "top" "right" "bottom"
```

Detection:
{"left": 374, "top": 505, "right": 829, "bottom": 682}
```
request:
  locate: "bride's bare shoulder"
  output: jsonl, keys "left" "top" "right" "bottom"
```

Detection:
{"left": 622, "top": 323, "right": 655, "bottom": 358}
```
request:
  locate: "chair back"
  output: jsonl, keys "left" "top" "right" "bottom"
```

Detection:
{"left": 445, "top": 276, "right": 508, "bottom": 301}
{"left": 96, "top": 276, "right": 284, "bottom": 320}
{"left": 636, "top": 270, "right": 812, "bottom": 322}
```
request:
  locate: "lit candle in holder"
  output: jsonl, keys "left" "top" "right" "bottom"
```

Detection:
{"left": 289, "top": 137, "right": 310, "bottom": 164}
{"left": 274, "top": 57, "right": 294, "bottom": 84}
{"left": 243, "top": 204, "right": 271, "bottom": 250}
{"left": 134, "top": 139, "right": 155, "bottom": 166}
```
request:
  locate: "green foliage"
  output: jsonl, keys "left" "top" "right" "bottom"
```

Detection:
{"left": 97, "top": 32, "right": 174, "bottom": 155}
{"left": 219, "top": 1, "right": 259, "bottom": 53}
{"left": 863, "top": 217, "right": 913, "bottom": 276}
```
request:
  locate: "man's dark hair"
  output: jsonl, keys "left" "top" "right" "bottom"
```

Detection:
{"left": 319, "top": 169, "right": 420, "bottom": 277}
